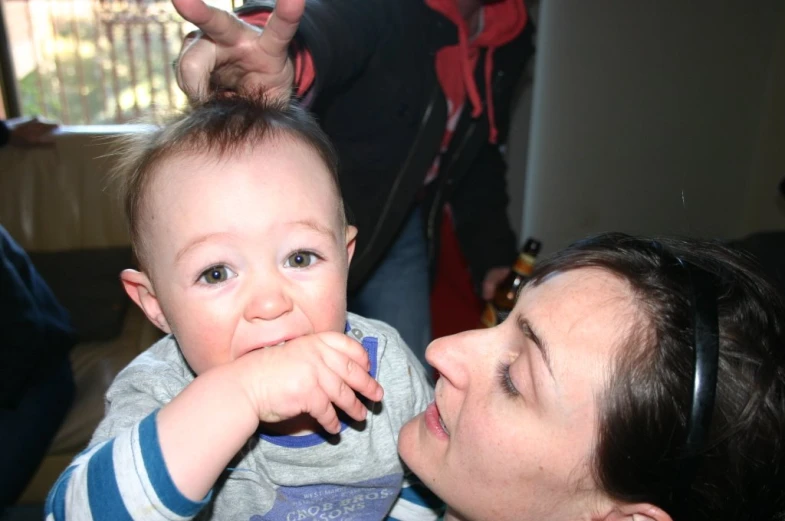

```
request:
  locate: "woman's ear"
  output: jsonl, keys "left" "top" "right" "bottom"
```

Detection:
{"left": 120, "top": 269, "right": 172, "bottom": 333}
{"left": 602, "top": 503, "right": 673, "bottom": 521}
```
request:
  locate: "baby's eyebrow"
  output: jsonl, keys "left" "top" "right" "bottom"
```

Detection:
{"left": 290, "top": 219, "right": 335, "bottom": 237}
{"left": 175, "top": 232, "right": 236, "bottom": 264}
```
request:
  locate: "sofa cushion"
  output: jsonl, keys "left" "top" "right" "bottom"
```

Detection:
{"left": 27, "top": 247, "right": 133, "bottom": 343}
{"left": 48, "top": 307, "right": 157, "bottom": 455}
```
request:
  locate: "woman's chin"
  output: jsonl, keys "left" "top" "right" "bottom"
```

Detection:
{"left": 398, "top": 409, "right": 446, "bottom": 485}
{"left": 397, "top": 410, "right": 427, "bottom": 467}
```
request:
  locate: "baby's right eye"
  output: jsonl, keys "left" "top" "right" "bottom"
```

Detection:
{"left": 198, "top": 265, "right": 237, "bottom": 285}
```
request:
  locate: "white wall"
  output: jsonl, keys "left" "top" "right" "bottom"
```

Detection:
{"left": 505, "top": 2, "right": 538, "bottom": 243}
{"left": 509, "top": 1, "right": 785, "bottom": 255}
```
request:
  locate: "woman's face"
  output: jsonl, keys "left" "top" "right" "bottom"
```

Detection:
{"left": 398, "top": 268, "right": 637, "bottom": 521}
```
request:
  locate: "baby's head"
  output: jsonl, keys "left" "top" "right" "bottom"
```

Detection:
{"left": 113, "top": 93, "right": 356, "bottom": 374}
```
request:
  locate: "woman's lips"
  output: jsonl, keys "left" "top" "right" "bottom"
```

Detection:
{"left": 424, "top": 401, "right": 450, "bottom": 440}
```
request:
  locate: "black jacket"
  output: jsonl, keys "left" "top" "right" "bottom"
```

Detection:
{"left": 0, "top": 120, "right": 9, "bottom": 148}
{"left": 0, "top": 225, "right": 76, "bottom": 409}
{"left": 238, "top": 0, "right": 535, "bottom": 292}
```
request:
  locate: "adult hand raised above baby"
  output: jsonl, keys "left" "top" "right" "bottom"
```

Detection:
{"left": 172, "top": 0, "right": 304, "bottom": 101}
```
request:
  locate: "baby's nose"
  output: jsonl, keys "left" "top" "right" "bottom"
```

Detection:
{"left": 244, "top": 276, "right": 293, "bottom": 321}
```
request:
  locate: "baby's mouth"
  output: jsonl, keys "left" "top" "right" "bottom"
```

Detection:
{"left": 252, "top": 340, "right": 287, "bottom": 352}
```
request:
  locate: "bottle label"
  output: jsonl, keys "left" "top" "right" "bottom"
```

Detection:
{"left": 513, "top": 253, "right": 536, "bottom": 277}
{"left": 480, "top": 303, "right": 511, "bottom": 328}
{"left": 480, "top": 303, "right": 498, "bottom": 327}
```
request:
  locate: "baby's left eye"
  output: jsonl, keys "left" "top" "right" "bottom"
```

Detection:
{"left": 198, "top": 265, "right": 237, "bottom": 285}
{"left": 285, "top": 251, "right": 318, "bottom": 268}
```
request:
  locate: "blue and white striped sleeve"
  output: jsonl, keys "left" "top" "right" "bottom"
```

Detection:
{"left": 45, "top": 411, "right": 210, "bottom": 521}
{"left": 386, "top": 472, "right": 445, "bottom": 521}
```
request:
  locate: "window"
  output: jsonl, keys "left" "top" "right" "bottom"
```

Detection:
{"left": 1, "top": 0, "right": 235, "bottom": 124}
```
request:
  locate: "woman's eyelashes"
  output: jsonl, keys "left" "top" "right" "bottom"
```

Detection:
{"left": 197, "top": 264, "right": 237, "bottom": 285}
{"left": 284, "top": 250, "right": 322, "bottom": 268}
{"left": 496, "top": 361, "right": 520, "bottom": 398}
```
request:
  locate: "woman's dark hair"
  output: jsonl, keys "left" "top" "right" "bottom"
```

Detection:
{"left": 529, "top": 232, "right": 785, "bottom": 521}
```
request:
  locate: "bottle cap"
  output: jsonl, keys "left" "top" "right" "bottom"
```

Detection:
{"left": 522, "top": 238, "right": 542, "bottom": 256}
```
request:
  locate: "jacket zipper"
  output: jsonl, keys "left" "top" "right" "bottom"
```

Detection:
{"left": 352, "top": 84, "right": 441, "bottom": 269}
{"left": 426, "top": 118, "right": 478, "bottom": 266}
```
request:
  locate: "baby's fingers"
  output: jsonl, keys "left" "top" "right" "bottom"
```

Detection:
{"left": 315, "top": 366, "right": 374, "bottom": 424}
{"left": 306, "top": 388, "right": 342, "bottom": 434}
{"left": 321, "top": 344, "right": 383, "bottom": 405}
{"left": 316, "top": 332, "right": 373, "bottom": 372}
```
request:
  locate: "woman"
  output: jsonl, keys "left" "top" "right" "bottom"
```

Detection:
{"left": 399, "top": 232, "right": 785, "bottom": 521}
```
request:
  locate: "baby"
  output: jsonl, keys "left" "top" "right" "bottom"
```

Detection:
{"left": 46, "top": 94, "right": 440, "bottom": 520}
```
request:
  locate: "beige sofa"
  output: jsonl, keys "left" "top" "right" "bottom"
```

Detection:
{"left": 1, "top": 127, "right": 162, "bottom": 503}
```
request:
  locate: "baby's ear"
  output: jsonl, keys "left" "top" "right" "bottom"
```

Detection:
{"left": 120, "top": 269, "right": 171, "bottom": 333}
{"left": 601, "top": 503, "right": 673, "bottom": 521}
{"left": 345, "top": 225, "right": 358, "bottom": 264}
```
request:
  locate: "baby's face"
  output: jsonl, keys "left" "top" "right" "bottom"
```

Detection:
{"left": 140, "top": 138, "right": 354, "bottom": 374}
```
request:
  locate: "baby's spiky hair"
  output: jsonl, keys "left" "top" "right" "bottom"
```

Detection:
{"left": 109, "top": 90, "right": 342, "bottom": 269}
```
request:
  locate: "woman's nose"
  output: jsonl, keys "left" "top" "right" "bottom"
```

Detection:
{"left": 244, "top": 274, "right": 293, "bottom": 321}
{"left": 425, "top": 331, "right": 474, "bottom": 389}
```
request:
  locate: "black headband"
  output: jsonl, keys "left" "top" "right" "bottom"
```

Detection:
{"left": 671, "top": 256, "right": 720, "bottom": 515}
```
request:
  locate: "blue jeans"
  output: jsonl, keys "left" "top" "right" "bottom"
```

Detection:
{"left": 348, "top": 206, "right": 433, "bottom": 378}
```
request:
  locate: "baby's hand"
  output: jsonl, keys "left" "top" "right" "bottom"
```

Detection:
{"left": 236, "top": 332, "right": 383, "bottom": 434}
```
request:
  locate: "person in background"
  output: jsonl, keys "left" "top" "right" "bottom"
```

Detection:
{"left": 0, "top": 117, "right": 58, "bottom": 147}
{"left": 0, "top": 224, "right": 76, "bottom": 510}
{"left": 1, "top": 116, "right": 70, "bottom": 510}
{"left": 172, "top": 0, "right": 535, "bottom": 373}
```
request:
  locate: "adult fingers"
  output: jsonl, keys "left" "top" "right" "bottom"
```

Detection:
{"left": 482, "top": 279, "right": 495, "bottom": 301}
{"left": 171, "top": 0, "right": 212, "bottom": 26}
{"left": 482, "top": 266, "right": 511, "bottom": 301}
{"left": 172, "top": 0, "right": 248, "bottom": 45}
{"left": 259, "top": 0, "right": 305, "bottom": 60}
{"left": 176, "top": 35, "right": 215, "bottom": 100}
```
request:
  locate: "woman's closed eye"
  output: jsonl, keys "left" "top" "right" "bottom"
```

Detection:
{"left": 284, "top": 250, "right": 321, "bottom": 268}
{"left": 198, "top": 265, "right": 237, "bottom": 285}
{"left": 497, "top": 361, "right": 520, "bottom": 398}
